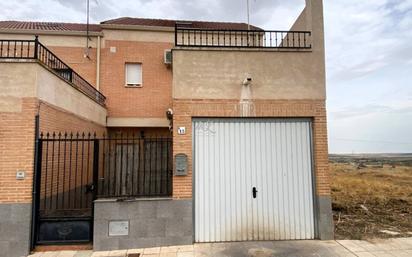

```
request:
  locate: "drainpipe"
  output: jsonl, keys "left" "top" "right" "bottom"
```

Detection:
{"left": 96, "top": 35, "right": 101, "bottom": 91}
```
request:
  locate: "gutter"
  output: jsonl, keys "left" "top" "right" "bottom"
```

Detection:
{"left": 96, "top": 35, "right": 101, "bottom": 91}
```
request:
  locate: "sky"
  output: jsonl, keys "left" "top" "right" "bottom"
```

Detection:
{"left": 1, "top": 0, "right": 411, "bottom": 153}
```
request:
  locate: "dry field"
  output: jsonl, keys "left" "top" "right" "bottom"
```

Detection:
{"left": 331, "top": 160, "right": 412, "bottom": 240}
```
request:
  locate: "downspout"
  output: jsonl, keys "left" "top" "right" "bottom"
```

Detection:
{"left": 96, "top": 35, "right": 101, "bottom": 91}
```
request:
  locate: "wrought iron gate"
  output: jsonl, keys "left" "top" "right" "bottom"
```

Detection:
{"left": 32, "top": 131, "right": 173, "bottom": 246}
{"left": 34, "top": 132, "right": 99, "bottom": 245}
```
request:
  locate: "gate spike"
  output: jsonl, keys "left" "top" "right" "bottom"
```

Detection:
{"left": 52, "top": 132, "right": 56, "bottom": 138}
{"left": 76, "top": 132, "right": 79, "bottom": 138}
{"left": 87, "top": 132, "right": 91, "bottom": 139}
{"left": 82, "top": 132, "right": 85, "bottom": 138}
{"left": 58, "top": 132, "right": 61, "bottom": 138}
{"left": 40, "top": 132, "right": 44, "bottom": 138}
{"left": 70, "top": 132, "right": 73, "bottom": 138}
{"left": 64, "top": 132, "right": 67, "bottom": 138}
{"left": 46, "top": 132, "right": 50, "bottom": 138}
{"left": 93, "top": 132, "right": 97, "bottom": 138}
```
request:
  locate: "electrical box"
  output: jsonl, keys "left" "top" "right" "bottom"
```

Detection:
{"left": 16, "top": 171, "right": 25, "bottom": 180}
{"left": 108, "top": 220, "right": 129, "bottom": 236}
{"left": 175, "top": 153, "right": 188, "bottom": 176}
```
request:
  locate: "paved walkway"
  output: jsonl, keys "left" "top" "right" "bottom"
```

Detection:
{"left": 28, "top": 237, "right": 412, "bottom": 257}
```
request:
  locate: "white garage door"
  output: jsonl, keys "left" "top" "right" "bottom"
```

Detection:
{"left": 193, "top": 118, "right": 315, "bottom": 242}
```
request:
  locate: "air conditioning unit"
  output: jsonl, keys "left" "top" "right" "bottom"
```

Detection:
{"left": 164, "top": 49, "right": 172, "bottom": 65}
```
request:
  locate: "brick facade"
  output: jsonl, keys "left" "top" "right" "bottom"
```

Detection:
{"left": 39, "top": 101, "right": 106, "bottom": 135}
{"left": 0, "top": 98, "right": 38, "bottom": 203}
{"left": 100, "top": 40, "right": 173, "bottom": 118}
{"left": 172, "top": 99, "right": 330, "bottom": 199}
{"left": 48, "top": 46, "right": 98, "bottom": 86}
{"left": 0, "top": 99, "right": 106, "bottom": 204}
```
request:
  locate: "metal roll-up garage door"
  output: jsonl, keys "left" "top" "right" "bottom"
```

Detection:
{"left": 193, "top": 118, "right": 315, "bottom": 242}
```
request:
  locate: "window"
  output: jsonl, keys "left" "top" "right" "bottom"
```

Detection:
{"left": 125, "top": 63, "right": 142, "bottom": 86}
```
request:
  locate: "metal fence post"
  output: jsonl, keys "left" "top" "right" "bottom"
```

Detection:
{"left": 33, "top": 35, "right": 39, "bottom": 59}
{"left": 30, "top": 115, "right": 42, "bottom": 250}
{"left": 92, "top": 138, "right": 100, "bottom": 198}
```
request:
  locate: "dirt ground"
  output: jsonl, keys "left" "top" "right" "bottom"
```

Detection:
{"left": 331, "top": 162, "right": 412, "bottom": 240}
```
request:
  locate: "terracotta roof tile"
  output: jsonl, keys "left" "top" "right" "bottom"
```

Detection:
{"left": 0, "top": 21, "right": 102, "bottom": 32}
{"left": 101, "top": 17, "right": 263, "bottom": 30}
{"left": 0, "top": 18, "right": 262, "bottom": 33}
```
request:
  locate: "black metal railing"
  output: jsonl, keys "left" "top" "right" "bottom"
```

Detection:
{"left": 37, "top": 132, "right": 173, "bottom": 203}
{"left": 0, "top": 39, "right": 37, "bottom": 58}
{"left": 0, "top": 36, "right": 106, "bottom": 106}
{"left": 175, "top": 25, "right": 312, "bottom": 49}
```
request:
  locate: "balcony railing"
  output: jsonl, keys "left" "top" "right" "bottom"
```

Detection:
{"left": 0, "top": 36, "right": 106, "bottom": 106}
{"left": 175, "top": 25, "right": 312, "bottom": 49}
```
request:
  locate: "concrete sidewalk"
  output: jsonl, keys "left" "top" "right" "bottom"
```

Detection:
{"left": 28, "top": 237, "right": 412, "bottom": 257}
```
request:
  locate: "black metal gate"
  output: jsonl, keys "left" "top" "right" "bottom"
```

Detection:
{"left": 34, "top": 132, "right": 99, "bottom": 245}
{"left": 32, "top": 131, "right": 173, "bottom": 246}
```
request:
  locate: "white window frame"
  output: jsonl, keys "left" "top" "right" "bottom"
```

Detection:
{"left": 125, "top": 63, "right": 142, "bottom": 87}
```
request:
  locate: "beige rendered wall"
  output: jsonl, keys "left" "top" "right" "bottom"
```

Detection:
{"left": 35, "top": 63, "right": 106, "bottom": 125}
{"left": 0, "top": 62, "right": 38, "bottom": 113}
{"left": 172, "top": 49, "right": 325, "bottom": 100}
{"left": 0, "top": 62, "right": 107, "bottom": 125}
{"left": 102, "top": 28, "right": 174, "bottom": 44}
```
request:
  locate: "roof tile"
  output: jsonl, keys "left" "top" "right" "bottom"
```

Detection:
{"left": 0, "top": 21, "right": 102, "bottom": 32}
{"left": 101, "top": 17, "right": 262, "bottom": 30}
{"left": 0, "top": 18, "right": 262, "bottom": 33}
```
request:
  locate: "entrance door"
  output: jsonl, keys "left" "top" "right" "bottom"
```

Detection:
{"left": 193, "top": 118, "right": 315, "bottom": 242}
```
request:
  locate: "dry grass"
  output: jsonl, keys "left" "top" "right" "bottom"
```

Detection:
{"left": 331, "top": 162, "right": 412, "bottom": 240}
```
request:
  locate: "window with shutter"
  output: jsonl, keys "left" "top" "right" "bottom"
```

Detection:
{"left": 125, "top": 63, "right": 142, "bottom": 86}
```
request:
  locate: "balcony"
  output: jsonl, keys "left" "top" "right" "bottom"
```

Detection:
{"left": 0, "top": 37, "right": 106, "bottom": 106}
{"left": 174, "top": 25, "right": 312, "bottom": 49}
{"left": 172, "top": 22, "right": 324, "bottom": 102}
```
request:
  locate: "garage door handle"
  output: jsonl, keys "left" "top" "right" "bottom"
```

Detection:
{"left": 252, "top": 187, "right": 258, "bottom": 198}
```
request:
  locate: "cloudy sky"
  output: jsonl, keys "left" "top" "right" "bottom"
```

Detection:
{"left": 1, "top": 0, "right": 411, "bottom": 153}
